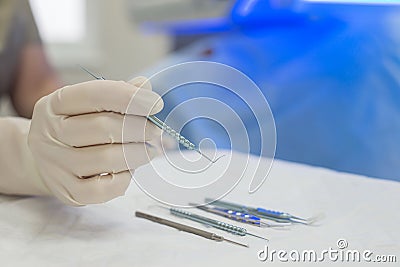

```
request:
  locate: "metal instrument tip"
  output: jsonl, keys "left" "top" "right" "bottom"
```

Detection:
{"left": 195, "top": 150, "right": 226, "bottom": 164}
{"left": 247, "top": 232, "right": 269, "bottom": 241}
{"left": 78, "top": 65, "right": 105, "bottom": 80}
{"left": 223, "top": 237, "right": 249, "bottom": 248}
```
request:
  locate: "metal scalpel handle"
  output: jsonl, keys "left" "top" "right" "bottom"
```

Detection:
{"left": 136, "top": 211, "right": 220, "bottom": 240}
{"left": 135, "top": 211, "right": 248, "bottom": 248}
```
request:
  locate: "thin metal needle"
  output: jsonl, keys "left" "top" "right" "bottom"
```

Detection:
{"left": 247, "top": 232, "right": 269, "bottom": 241}
{"left": 78, "top": 65, "right": 105, "bottom": 80}
{"left": 194, "top": 149, "right": 225, "bottom": 163}
{"left": 223, "top": 237, "right": 249, "bottom": 248}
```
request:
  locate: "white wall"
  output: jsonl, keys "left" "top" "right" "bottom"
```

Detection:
{"left": 49, "top": 0, "right": 171, "bottom": 85}
{"left": 1, "top": 0, "right": 228, "bottom": 115}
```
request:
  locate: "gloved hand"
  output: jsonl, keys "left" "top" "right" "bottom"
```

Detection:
{"left": 0, "top": 78, "right": 163, "bottom": 206}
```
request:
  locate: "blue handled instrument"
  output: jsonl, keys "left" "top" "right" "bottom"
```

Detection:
{"left": 196, "top": 205, "right": 290, "bottom": 227}
{"left": 205, "top": 198, "right": 312, "bottom": 225}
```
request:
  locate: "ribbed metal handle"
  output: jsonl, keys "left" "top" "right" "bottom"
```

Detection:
{"left": 170, "top": 208, "right": 248, "bottom": 236}
{"left": 147, "top": 115, "right": 196, "bottom": 150}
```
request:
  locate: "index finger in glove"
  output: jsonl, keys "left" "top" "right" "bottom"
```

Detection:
{"left": 50, "top": 80, "right": 163, "bottom": 116}
{"left": 58, "top": 112, "right": 161, "bottom": 147}
{"left": 129, "top": 76, "right": 152, "bottom": 91}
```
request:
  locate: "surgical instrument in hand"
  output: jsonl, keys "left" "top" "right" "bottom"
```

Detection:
{"left": 170, "top": 208, "right": 268, "bottom": 241}
{"left": 135, "top": 211, "right": 248, "bottom": 248}
{"left": 196, "top": 205, "right": 289, "bottom": 228}
{"left": 205, "top": 198, "right": 313, "bottom": 225}
{"left": 79, "top": 65, "right": 224, "bottom": 164}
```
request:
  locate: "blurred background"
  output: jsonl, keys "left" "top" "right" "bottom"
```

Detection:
{"left": 0, "top": 0, "right": 231, "bottom": 114}
{"left": 2, "top": 0, "right": 400, "bottom": 182}
{"left": 28, "top": 0, "right": 235, "bottom": 82}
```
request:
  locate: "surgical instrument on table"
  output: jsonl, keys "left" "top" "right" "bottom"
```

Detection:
{"left": 135, "top": 211, "right": 248, "bottom": 248}
{"left": 205, "top": 198, "right": 312, "bottom": 225}
{"left": 196, "top": 205, "right": 289, "bottom": 228}
{"left": 79, "top": 66, "right": 224, "bottom": 164}
{"left": 170, "top": 208, "right": 268, "bottom": 241}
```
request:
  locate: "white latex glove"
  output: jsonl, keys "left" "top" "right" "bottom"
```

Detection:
{"left": 0, "top": 78, "right": 163, "bottom": 206}
{"left": 130, "top": 77, "right": 177, "bottom": 151}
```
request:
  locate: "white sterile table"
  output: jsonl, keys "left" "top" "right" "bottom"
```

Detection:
{"left": 0, "top": 151, "right": 399, "bottom": 266}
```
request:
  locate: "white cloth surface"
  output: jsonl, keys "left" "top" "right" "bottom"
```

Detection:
{"left": 0, "top": 151, "right": 399, "bottom": 266}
